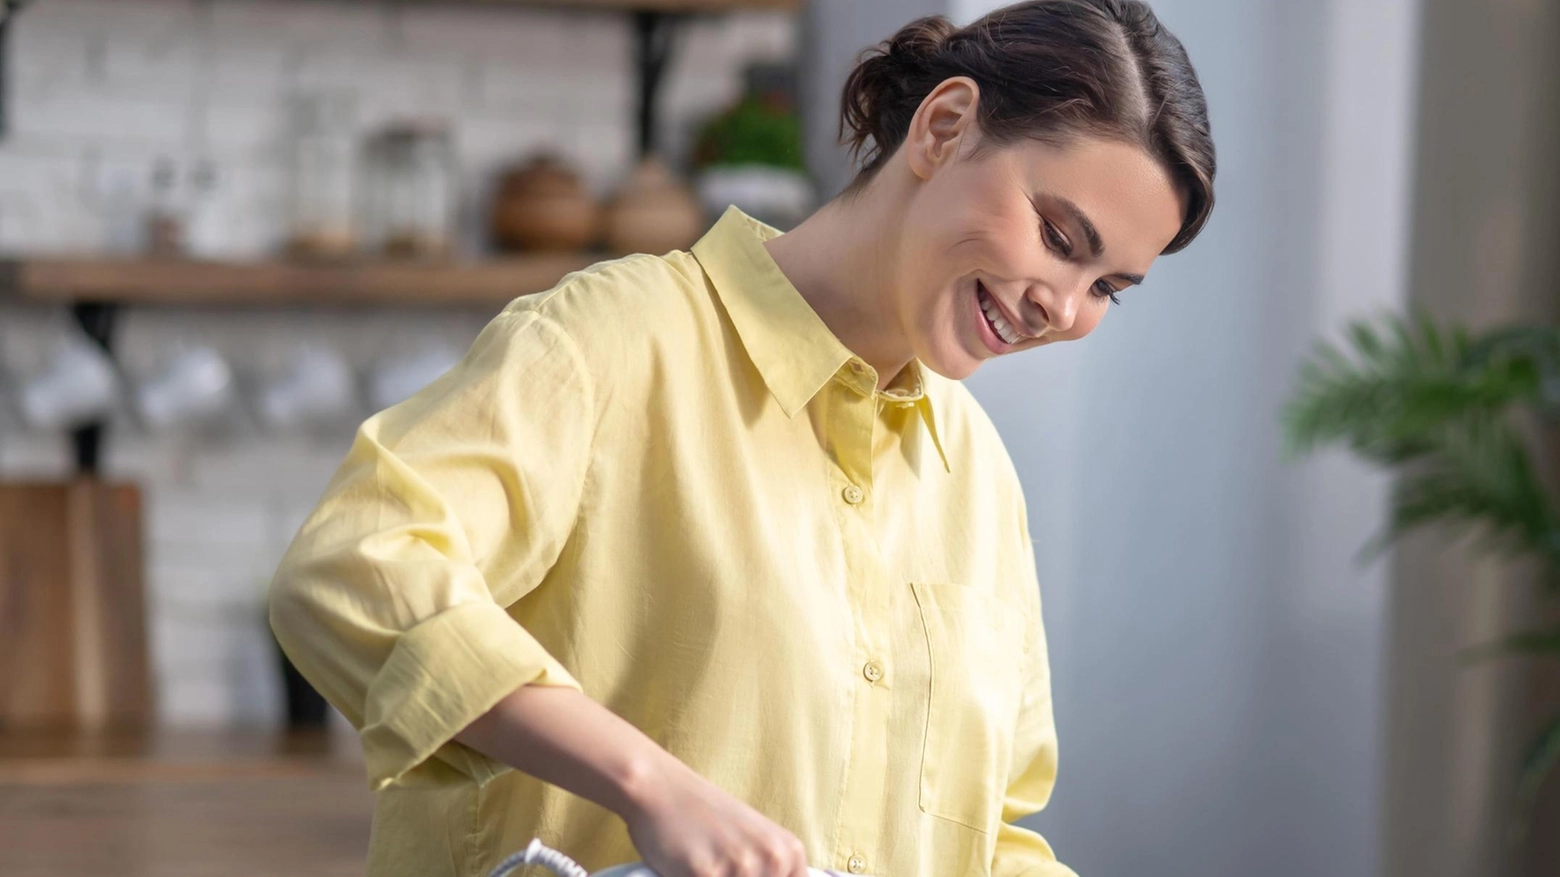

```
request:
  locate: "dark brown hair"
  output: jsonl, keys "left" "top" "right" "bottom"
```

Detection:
{"left": 839, "top": 0, "right": 1215, "bottom": 253}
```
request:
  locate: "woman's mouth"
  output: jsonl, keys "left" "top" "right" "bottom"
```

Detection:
{"left": 975, "top": 280, "right": 1025, "bottom": 353}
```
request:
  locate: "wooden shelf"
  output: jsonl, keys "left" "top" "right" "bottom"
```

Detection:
{"left": 0, "top": 253, "right": 603, "bottom": 307}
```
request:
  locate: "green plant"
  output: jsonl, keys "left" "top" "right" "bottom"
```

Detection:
{"left": 691, "top": 93, "right": 806, "bottom": 172}
{"left": 1284, "top": 307, "right": 1560, "bottom": 833}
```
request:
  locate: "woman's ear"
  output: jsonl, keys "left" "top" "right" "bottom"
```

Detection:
{"left": 905, "top": 76, "right": 979, "bottom": 181}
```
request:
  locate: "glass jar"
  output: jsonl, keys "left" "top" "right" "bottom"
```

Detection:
{"left": 362, "top": 120, "right": 456, "bottom": 260}
{"left": 285, "top": 92, "right": 358, "bottom": 260}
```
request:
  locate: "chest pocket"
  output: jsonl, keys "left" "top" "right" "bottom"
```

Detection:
{"left": 912, "top": 581, "right": 1028, "bottom": 832}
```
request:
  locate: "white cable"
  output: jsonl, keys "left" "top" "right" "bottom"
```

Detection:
{"left": 490, "top": 837, "right": 858, "bottom": 877}
{"left": 488, "top": 838, "right": 592, "bottom": 877}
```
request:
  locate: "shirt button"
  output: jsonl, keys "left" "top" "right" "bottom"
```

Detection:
{"left": 863, "top": 661, "right": 883, "bottom": 683}
{"left": 849, "top": 361, "right": 864, "bottom": 374}
{"left": 847, "top": 855, "right": 867, "bottom": 874}
{"left": 842, "top": 484, "right": 865, "bottom": 504}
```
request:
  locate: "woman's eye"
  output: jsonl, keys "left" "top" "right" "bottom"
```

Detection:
{"left": 1042, "top": 217, "right": 1118, "bottom": 304}
{"left": 1041, "top": 220, "right": 1071, "bottom": 256}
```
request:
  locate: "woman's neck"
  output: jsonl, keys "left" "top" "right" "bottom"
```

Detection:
{"left": 762, "top": 187, "right": 914, "bottom": 392}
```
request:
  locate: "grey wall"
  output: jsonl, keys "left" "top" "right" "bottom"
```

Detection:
{"left": 805, "top": 1, "right": 1422, "bottom": 875}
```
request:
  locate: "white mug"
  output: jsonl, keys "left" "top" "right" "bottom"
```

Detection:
{"left": 136, "top": 345, "right": 236, "bottom": 431}
{"left": 17, "top": 333, "right": 121, "bottom": 432}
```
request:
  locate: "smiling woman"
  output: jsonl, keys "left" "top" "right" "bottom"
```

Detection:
{"left": 764, "top": 1, "right": 1216, "bottom": 382}
{"left": 267, "top": 4, "right": 1215, "bottom": 877}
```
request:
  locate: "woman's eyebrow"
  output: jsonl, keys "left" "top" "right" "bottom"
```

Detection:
{"left": 1055, "top": 195, "right": 1105, "bottom": 258}
{"left": 1034, "top": 191, "right": 1147, "bottom": 285}
{"left": 1057, "top": 195, "right": 1149, "bottom": 286}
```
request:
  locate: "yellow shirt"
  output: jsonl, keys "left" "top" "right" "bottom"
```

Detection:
{"left": 268, "top": 206, "right": 1076, "bottom": 877}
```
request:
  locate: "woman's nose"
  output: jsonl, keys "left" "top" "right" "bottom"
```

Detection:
{"left": 1025, "top": 277, "right": 1081, "bottom": 334}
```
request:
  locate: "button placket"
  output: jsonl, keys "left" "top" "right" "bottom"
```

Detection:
{"left": 826, "top": 377, "right": 886, "bottom": 869}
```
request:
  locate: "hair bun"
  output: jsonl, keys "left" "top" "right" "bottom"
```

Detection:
{"left": 839, "top": 15, "right": 957, "bottom": 171}
{"left": 885, "top": 14, "right": 956, "bottom": 66}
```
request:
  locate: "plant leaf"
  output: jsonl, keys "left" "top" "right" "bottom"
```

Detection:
{"left": 1380, "top": 415, "right": 1560, "bottom": 580}
{"left": 1282, "top": 311, "right": 1523, "bottom": 466}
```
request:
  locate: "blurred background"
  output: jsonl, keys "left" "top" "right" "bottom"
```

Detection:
{"left": 0, "top": 0, "right": 1556, "bottom": 876}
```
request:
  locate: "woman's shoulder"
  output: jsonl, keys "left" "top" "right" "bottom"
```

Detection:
{"left": 502, "top": 249, "right": 708, "bottom": 329}
{"left": 492, "top": 249, "right": 715, "bottom": 370}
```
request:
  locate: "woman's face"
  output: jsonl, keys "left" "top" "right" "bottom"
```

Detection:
{"left": 895, "top": 120, "right": 1186, "bottom": 380}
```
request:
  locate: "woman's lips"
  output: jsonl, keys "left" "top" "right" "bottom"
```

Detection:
{"left": 974, "top": 279, "right": 1013, "bottom": 355}
{"left": 983, "top": 280, "right": 1040, "bottom": 341}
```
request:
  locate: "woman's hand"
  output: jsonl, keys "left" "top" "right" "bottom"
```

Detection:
{"left": 619, "top": 756, "right": 811, "bottom": 877}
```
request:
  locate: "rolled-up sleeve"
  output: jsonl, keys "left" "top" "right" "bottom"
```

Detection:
{"left": 991, "top": 498, "right": 1079, "bottom": 877}
{"left": 268, "top": 306, "right": 594, "bottom": 792}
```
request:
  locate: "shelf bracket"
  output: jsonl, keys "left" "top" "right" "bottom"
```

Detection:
{"left": 69, "top": 301, "right": 118, "bottom": 477}
{"left": 632, "top": 10, "right": 684, "bottom": 158}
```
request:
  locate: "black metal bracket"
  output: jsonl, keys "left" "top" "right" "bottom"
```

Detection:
{"left": 0, "top": 0, "right": 30, "bottom": 140}
{"left": 69, "top": 301, "right": 118, "bottom": 476}
{"left": 632, "top": 10, "right": 685, "bottom": 159}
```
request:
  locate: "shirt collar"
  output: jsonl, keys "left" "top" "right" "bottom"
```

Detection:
{"left": 692, "top": 206, "right": 950, "bottom": 474}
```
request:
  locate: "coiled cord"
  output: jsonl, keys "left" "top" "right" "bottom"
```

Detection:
{"left": 487, "top": 838, "right": 592, "bottom": 877}
{"left": 487, "top": 837, "right": 857, "bottom": 877}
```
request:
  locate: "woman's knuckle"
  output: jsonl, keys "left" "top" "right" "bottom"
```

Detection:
{"left": 733, "top": 850, "right": 761, "bottom": 877}
{"left": 687, "top": 857, "right": 719, "bottom": 877}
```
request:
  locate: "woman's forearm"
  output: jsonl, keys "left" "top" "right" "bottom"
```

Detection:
{"left": 452, "top": 683, "right": 674, "bottom": 820}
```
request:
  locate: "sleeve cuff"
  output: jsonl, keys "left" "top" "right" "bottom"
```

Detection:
{"left": 360, "top": 600, "right": 582, "bottom": 791}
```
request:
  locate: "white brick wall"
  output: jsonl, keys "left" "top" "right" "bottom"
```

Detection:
{"left": 4, "top": 0, "right": 796, "bottom": 256}
{"left": 0, "top": 0, "right": 797, "bottom": 728}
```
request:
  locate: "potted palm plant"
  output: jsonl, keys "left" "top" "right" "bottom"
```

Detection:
{"left": 1284, "top": 308, "right": 1560, "bottom": 832}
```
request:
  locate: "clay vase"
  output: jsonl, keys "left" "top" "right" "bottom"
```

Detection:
{"left": 489, "top": 155, "right": 599, "bottom": 252}
{"left": 602, "top": 156, "right": 705, "bottom": 256}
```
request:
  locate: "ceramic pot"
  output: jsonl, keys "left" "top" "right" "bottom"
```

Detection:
{"left": 602, "top": 157, "right": 704, "bottom": 256}
{"left": 490, "top": 155, "right": 599, "bottom": 252}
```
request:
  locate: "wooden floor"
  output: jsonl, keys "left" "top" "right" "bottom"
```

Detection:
{"left": 0, "top": 729, "right": 374, "bottom": 877}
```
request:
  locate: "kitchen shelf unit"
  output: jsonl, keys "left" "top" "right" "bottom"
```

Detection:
{"left": 0, "top": 0, "right": 801, "bottom": 474}
{"left": 1, "top": 254, "right": 600, "bottom": 308}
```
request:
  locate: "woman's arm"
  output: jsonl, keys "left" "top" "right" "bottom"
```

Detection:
{"left": 269, "top": 305, "right": 807, "bottom": 877}
{"left": 454, "top": 683, "right": 814, "bottom": 877}
{"left": 989, "top": 499, "right": 1078, "bottom": 877}
{"left": 453, "top": 683, "right": 659, "bottom": 818}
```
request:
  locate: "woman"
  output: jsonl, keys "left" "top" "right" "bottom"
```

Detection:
{"left": 268, "top": 3, "right": 1215, "bottom": 877}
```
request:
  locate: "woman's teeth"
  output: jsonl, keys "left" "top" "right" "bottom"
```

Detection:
{"left": 979, "top": 286, "right": 1023, "bottom": 345}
